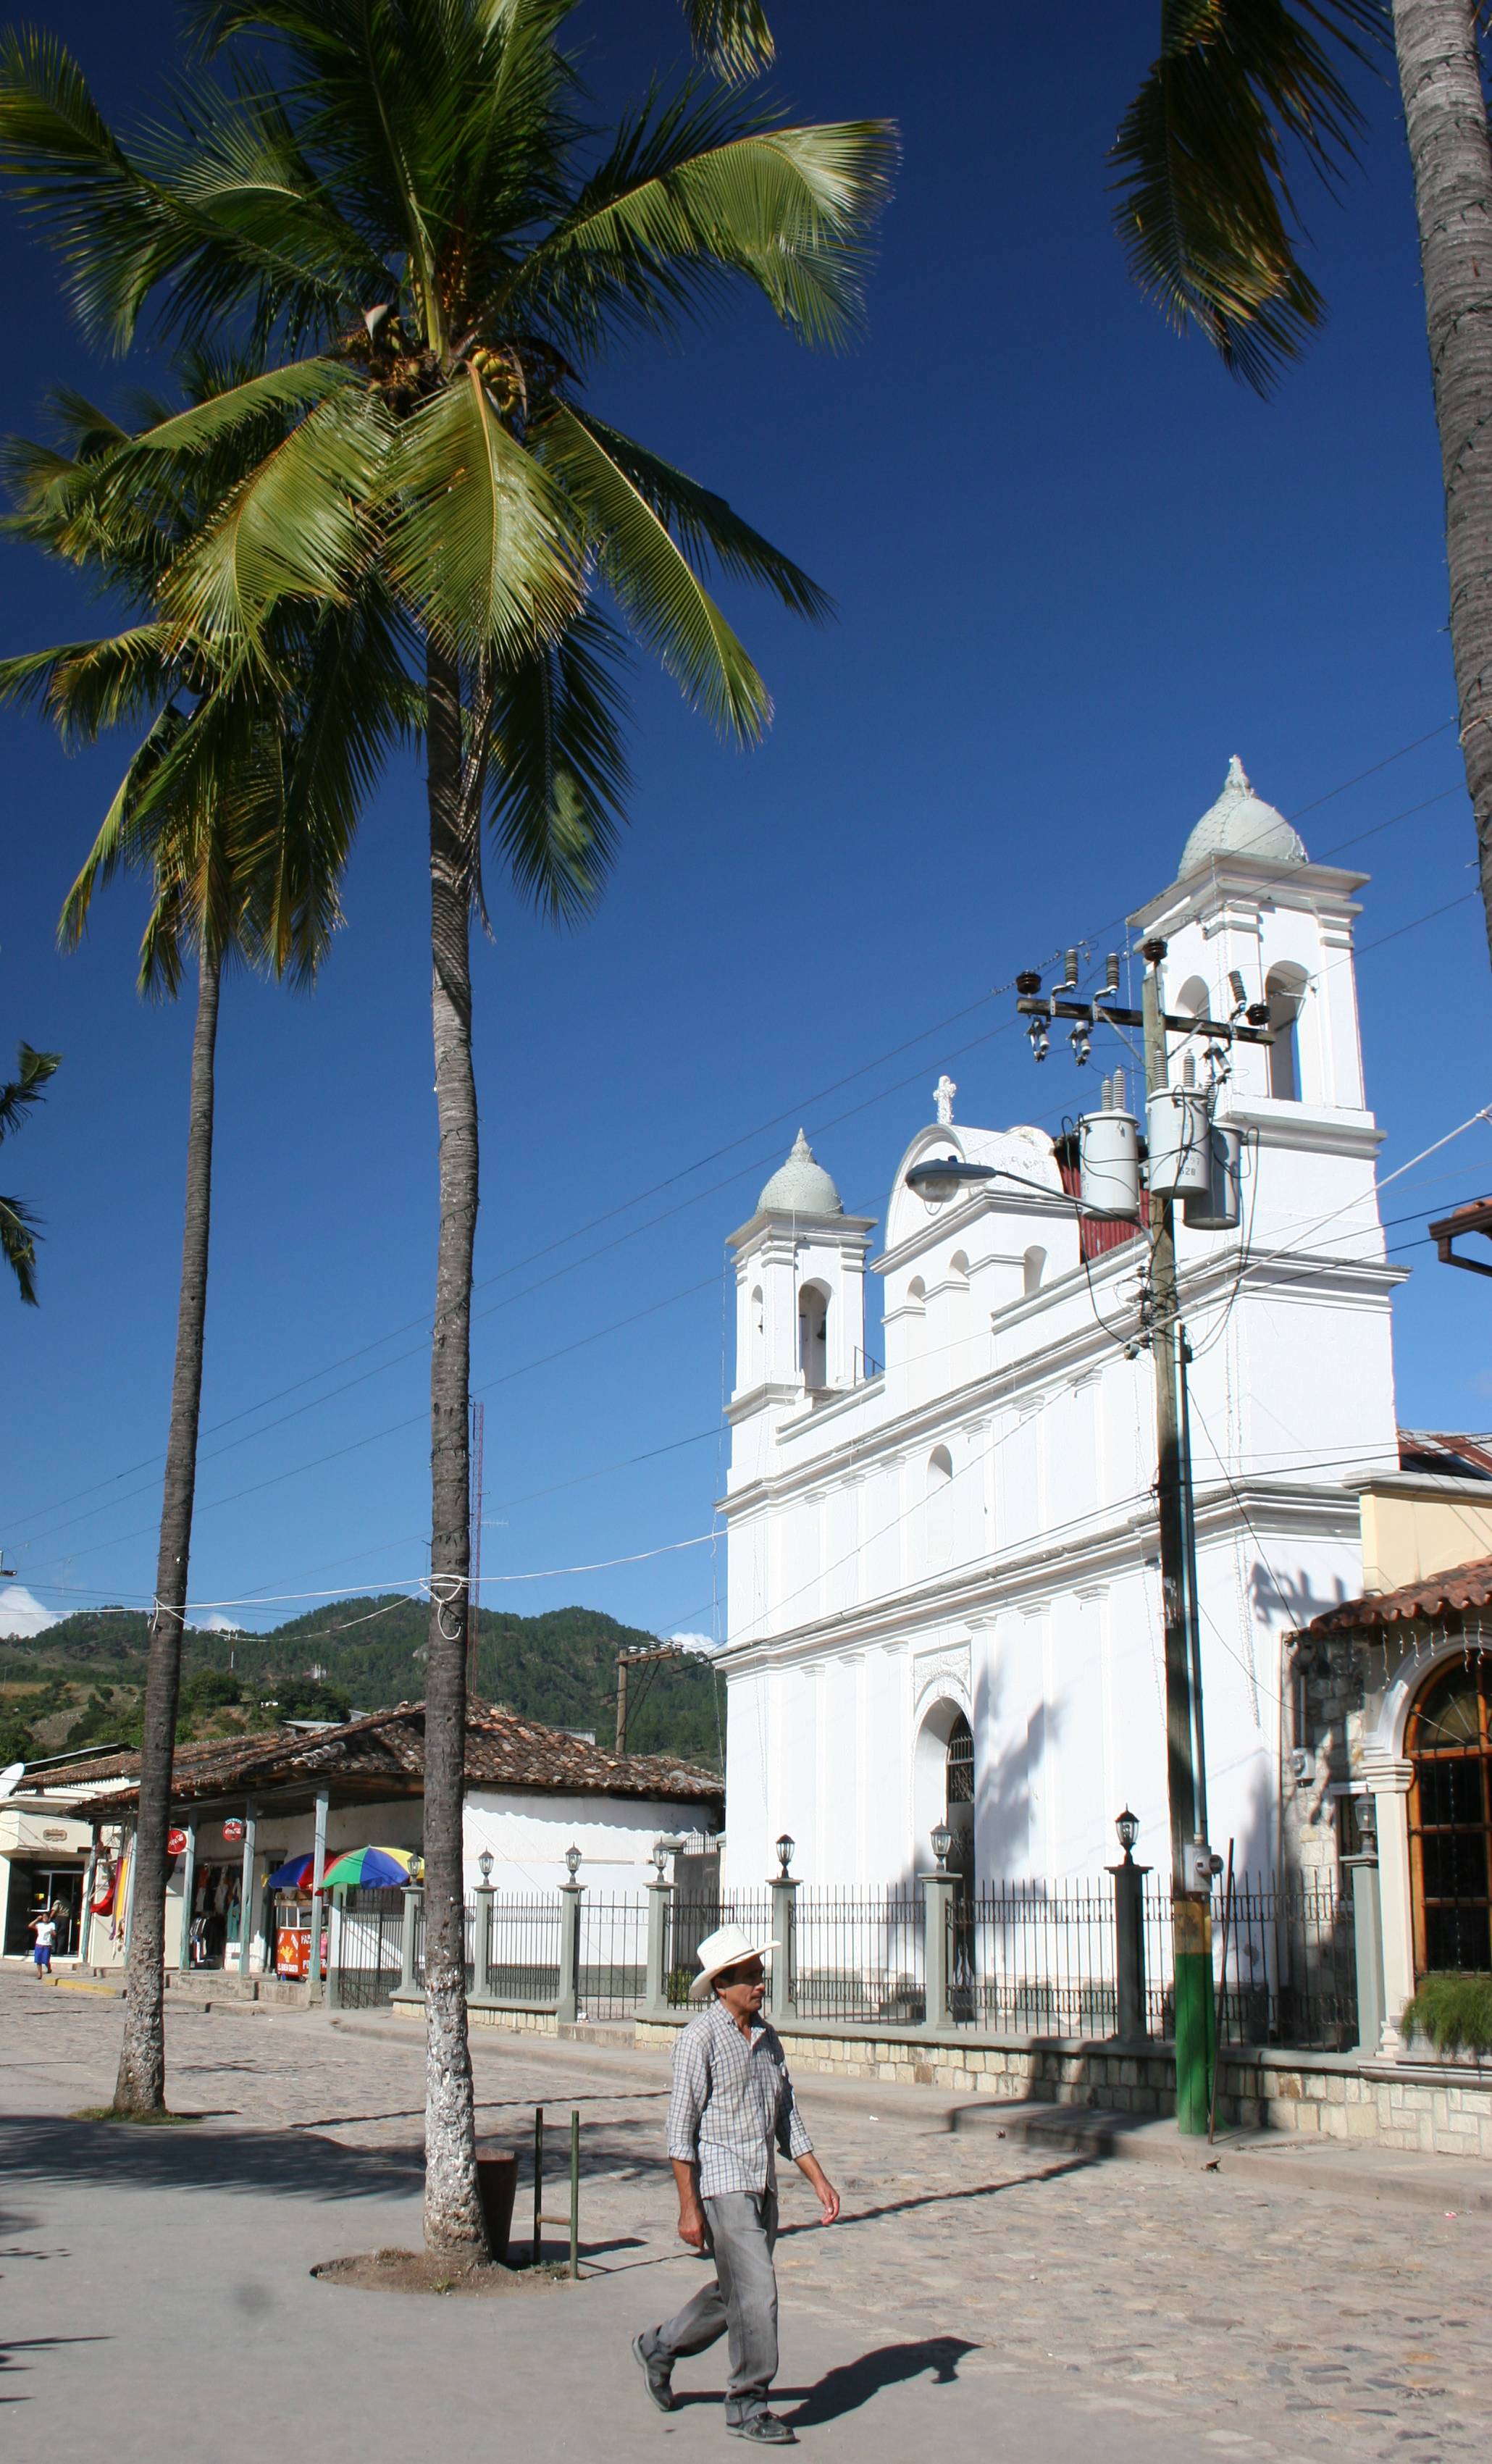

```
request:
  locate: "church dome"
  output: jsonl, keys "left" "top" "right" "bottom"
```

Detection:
{"left": 758, "top": 1129, "right": 842, "bottom": 1218}
{"left": 1178, "top": 756, "right": 1307, "bottom": 876}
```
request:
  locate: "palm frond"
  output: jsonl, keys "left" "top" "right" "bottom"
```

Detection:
{"left": 162, "top": 388, "right": 385, "bottom": 650}
{"left": 523, "top": 99, "right": 897, "bottom": 352}
{"left": 0, "top": 625, "right": 179, "bottom": 743}
{"left": 682, "top": 0, "right": 775, "bottom": 81}
{"left": 0, "top": 1191, "right": 43, "bottom": 1304}
{"left": 386, "top": 366, "right": 581, "bottom": 660}
{"left": 0, "top": 1042, "right": 61, "bottom": 1139}
{"left": 1112, "top": 0, "right": 1383, "bottom": 393}
{"left": 541, "top": 403, "right": 768, "bottom": 741}
{"left": 487, "top": 603, "right": 631, "bottom": 923}
{"left": 558, "top": 411, "right": 829, "bottom": 619}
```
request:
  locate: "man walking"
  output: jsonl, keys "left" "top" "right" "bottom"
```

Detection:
{"left": 633, "top": 1922, "right": 839, "bottom": 2445}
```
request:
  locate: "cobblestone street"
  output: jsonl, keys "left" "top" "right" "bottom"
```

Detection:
{"left": 1, "top": 1973, "right": 1485, "bottom": 2463}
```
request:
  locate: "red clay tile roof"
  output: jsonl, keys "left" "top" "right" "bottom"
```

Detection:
{"left": 44, "top": 1699, "right": 722, "bottom": 1811}
{"left": 1305, "top": 1554, "right": 1492, "bottom": 1635}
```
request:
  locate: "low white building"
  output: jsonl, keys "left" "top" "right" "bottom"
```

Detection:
{"left": 718, "top": 763, "right": 1403, "bottom": 1893}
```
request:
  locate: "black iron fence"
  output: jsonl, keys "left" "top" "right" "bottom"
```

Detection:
{"left": 335, "top": 1869, "right": 1359, "bottom": 2052}
{"left": 954, "top": 1881, "right": 1118, "bottom": 2035}
{"left": 579, "top": 1893, "right": 647, "bottom": 2020}
{"left": 485, "top": 1893, "right": 561, "bottom": 2001}
{"left": 795, "top": 1890, "right": 925, "bottom": 2025}
{"left": 330, "top": 1887, "right": 404, "bottom": 2008}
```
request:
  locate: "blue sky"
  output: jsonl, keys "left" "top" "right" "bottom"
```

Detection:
{"left": 4, "top": 2, "right": 1491, "bottom": 1646}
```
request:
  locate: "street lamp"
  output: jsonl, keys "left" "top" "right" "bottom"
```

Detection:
{"left": 652, "top": 1838, "right": 669, "bottom": 1879}
{"left": 1115, "top": 1808, "right": 1139, "bottom": 1864}
{"left": 477, "top": 1848, "right": 493, "bottom": 1885}
{"left": 930, "top": 1822, "right": 952, "bottom": 1871}
{"left": 564, "top": 1843, "right": 582, "bottom": 1880}
{"left": 1354, "top": 1793, "right": 1378, "bottom": 1853}
{"left": 904, "top": 1155, "right": 1000, "bottom": 1204}
{"left": 774, "top": 1832, "right": 795, "bottom": 1877}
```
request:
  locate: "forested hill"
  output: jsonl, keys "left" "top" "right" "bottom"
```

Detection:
{"left": 0, "top": 1598, "right": 723, "bottom": 1771}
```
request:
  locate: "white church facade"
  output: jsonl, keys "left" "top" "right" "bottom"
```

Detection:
{"left": 717, "top": 764, "right": 1404, "bottom": 1893}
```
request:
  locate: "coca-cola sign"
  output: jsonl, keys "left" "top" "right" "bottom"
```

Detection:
{"left": 223, "top": 1819, "right": 246, "bottom": 1843}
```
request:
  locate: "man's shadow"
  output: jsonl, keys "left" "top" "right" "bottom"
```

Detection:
{"left": 778, "top": 2335, "right": 978, "bottom": 2426}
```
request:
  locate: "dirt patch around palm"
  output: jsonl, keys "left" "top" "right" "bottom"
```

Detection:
{"left": 311, "top": 2247, "right": 579, "bottom": 2297}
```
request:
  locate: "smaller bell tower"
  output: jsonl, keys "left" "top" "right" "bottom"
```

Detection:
{"left": 727, "top": 1131, "right": 876, "bottom": 1482}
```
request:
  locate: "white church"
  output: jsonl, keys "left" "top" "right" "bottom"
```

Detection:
{"left": 717, "top": 762, "right": 1403, "bottom": 1893}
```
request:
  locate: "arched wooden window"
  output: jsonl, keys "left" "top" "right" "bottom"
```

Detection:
{"left": 1407, "top": 1656, "right": 1492, "bottom": 1975}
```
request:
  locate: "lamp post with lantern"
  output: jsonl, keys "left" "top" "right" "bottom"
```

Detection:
{"left": 558, "top": 1844, "right": 584, "bottom": 2025}
{"left": 768, "top": 1833, "right": 798, "bottom": 2027}
{"left": 472, "top": 1847, "right": 495, "bottom": 2000}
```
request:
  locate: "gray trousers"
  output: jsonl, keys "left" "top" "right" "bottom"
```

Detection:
{"left": 649, "top": 2189, "right": 780, "bottom": 2418}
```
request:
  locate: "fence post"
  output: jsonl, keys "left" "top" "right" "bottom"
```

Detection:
{"left": 558, "top": 1881, "right": 583, "bottom": 2024}
{"left": 1344, "top": 1844, "right": 1385, "bottom": 2061}
{"left": 473, "top": 1882, "right": 493, "bottom": 2001}
{"left": 1107, "top": 1851, "right": 1149, "bottom": 2042}
{"left": 921, "top": 1869, "right": 955, "bottom": 2033}
{"left": 325, "top": 1887, "right": 345, "bottom": 2011}
{"left": 644, "top": 1874, "right": 673, "bottom": 2017}
{"left": 768, "top": 1875, "right": 798, "bottom": 2027}
{"left": 398, "top": 1883, "right": 422, "bottom": 1997}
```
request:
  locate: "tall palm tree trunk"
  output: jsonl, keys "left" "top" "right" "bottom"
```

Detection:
{"left": 1393, "top": 0, "right": 1492, "bottom": 968}
{"left": 420, "top": 639, "right": 487, "bottom": 2253}
{"left": 114, "top": 940, "right": 221, "bottom": 2113}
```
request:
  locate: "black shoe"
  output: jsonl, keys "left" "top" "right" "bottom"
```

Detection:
{"left": 632, "top": 2332, "right": 675, "bottom": 2414}
{"left": 726, "top": 2418, "right": 797, "bottom": 2446}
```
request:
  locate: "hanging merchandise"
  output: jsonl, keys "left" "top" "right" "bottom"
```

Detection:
{"left": 91, "top": 1853, "right": 116, "bottom": 1915}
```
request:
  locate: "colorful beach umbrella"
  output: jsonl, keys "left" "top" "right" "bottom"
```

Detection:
{"left": 322, "top": 1845, "right": 417, "bottom": 1890}
{"left": 265, "top": 1853, "right": 317, "bottom": 1891}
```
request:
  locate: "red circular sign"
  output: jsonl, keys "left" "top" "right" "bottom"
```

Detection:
{"left": 222, "top": 1819, "right": 246, "bottom": 1843}
{"left": 167, "top": 1829, "right": 188, "bottom": 1858}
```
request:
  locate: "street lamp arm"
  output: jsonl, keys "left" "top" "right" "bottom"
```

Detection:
{"left": 903, "top": 1157, "right": 1120, "bottom": 1220}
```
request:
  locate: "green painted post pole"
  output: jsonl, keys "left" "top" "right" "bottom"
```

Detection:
{"left": 569, "top": 2108, "right": 580, "bottom": 2279}
{"left": 326, "top": 1886, "right": 345, "bottom": 2012}
{"left": 533, "top": 2105, "right": 542, "bottom": 2268}
{"left": 1141, "top": 944, "right": 1212, "bottom": 2134}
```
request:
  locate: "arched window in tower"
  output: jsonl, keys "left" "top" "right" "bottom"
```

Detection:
{"left": 1177, "top": 974, "right": 1211, "bottom": 1021}
{"left": 749, "top": 1284, "right": 765, "bottom": 1380}
{"left": 1023, "top": 1245, "right": 1046, "bottom": 1296}
{"left": 926, "top": 1443, "right": 954, "bottom": 1569}
{"left": 1265, "top": 963, "right": 1307, "bottom": 1102}
{"left": 798, "top": 1282, "right": 830, "bottom": 1388}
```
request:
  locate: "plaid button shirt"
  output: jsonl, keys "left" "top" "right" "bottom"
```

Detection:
{"left": 666, "top": 1998, "right": 813, "bottom": 2197}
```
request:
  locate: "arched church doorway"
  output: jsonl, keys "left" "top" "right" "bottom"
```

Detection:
{"left": 1407, "top": 1656, "right": 1492, "bottom": 1976}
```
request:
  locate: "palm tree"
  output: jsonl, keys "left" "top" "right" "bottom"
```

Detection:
{"left": 0, "top": 1040, "right": 59, "bottom": 1302}
{"left": 1113, "top": 2, "right": 1492, "bottom": 966}
{"left": 0, "top": 374, "right": 409, "bottom": 2111}
{"left": 0, "top": 3, "right": 892, "bottom": 2244}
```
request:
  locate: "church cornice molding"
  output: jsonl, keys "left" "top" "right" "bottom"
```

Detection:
{"left": 717, "top": 1475, "right": 1364, "bottom": 1665}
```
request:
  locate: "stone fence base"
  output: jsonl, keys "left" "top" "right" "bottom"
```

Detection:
{"left": 632, "top": 2014, "right": 1492, "bottom": 2161}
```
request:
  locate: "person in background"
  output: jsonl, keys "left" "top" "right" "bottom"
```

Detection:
{"left": 28, "top": 1908, "right": 57, "bottom": 1979}
{"left": 633, "top": 1922, "right": 840, "bottom": 2446}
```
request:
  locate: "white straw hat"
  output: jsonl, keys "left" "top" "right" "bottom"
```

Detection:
{"left": 688, "top": 1921, "right": 780, "bottom": 2001}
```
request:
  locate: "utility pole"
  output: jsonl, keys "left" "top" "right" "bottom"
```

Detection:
{"left": 1013, "top": 941, "right": 1274, "bottom": 2134}
{"left": 615, "top": 1643, "right": 683, "bottom": 1756}
{"left": 1140, "top": 939, "right": 1212, "bottom": 2134}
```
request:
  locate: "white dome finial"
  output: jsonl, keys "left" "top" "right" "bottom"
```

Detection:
{"left": 757, "top": 1130, "right": 842, "bottom": 1218}
{"left": 1178, "top": 757, "right": 1307, "bottom": 876}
